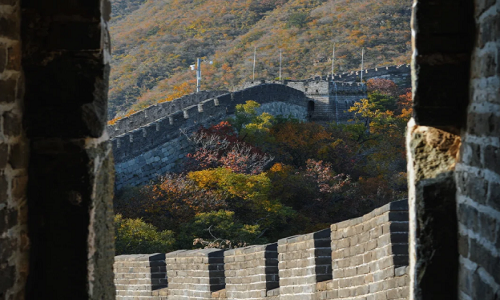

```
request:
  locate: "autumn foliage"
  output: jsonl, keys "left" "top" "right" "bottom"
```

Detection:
{"left": 108, "top": 0, "right": 411, "bottom": 118}
{"left": 114, "top": 80, "right": 413, "bottom": 252}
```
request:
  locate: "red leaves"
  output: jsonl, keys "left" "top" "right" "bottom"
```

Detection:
{"left": 367, "top": 78, "right": 399, "bottom": 97}
{"left": 186, "top": 121, "right": 274, "bottom": 174}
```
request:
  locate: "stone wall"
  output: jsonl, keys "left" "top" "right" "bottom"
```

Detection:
{"left": 278, "top": 229, "right": 332, "bottom": 300}
{"left": 0, "top": 1, "right": 29, "bottom": 299}
{"left": 20, "top": 0, "right": 116, "bottom": 299}
{"left": 109, "top": 90, "right": 228, "bottom": 138}
{"left": 455, "top": 0, "right": 500, "bottom": 299}
{"left": 114, "top": 200, "right": 409, "bottom": 300}
{"left": 406, "top": 0, "right": 500, "bottom": 299}
{"left": 331, "top": 65, "right": 411, "bottom": 89}
{"left": 114, "top": 254, "right": 168, "bottom": 299}
{"left": 112, "top": 84, "right": 310, "bottom": 190}
{"left": 327, "top": 200, "right": 409, "bottom": 300}
{"left": 240, "top": 80, "right": 367, "bottom": 123}
{"left": 224, "top": 244, "right": 279, "bottom": 299}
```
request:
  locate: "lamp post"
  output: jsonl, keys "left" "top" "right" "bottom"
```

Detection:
{"left": 331, "top": 43, "right": 335, "bottom": 78}
{"left": 279, "top": 49, "right": 282, "bottom": 81}
{"left": 190, "top": 58, "right": 213, "bottom": 92}
{"left": 253, "top": 47, "right": 256, "bottom": 82}
{"left": 360, "top": 48, "right": 364, "bottom": 83}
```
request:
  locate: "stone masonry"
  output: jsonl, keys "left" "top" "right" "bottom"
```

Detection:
{"left": 224, "top": 244, "right": 279, "bottom": 299}
{"left": 277, "top": 229, "right": 332, "bottom": 300}
{"left": 114, "top": 200, "right": 409, "bottom": 300}
{"left": 114, "top": 254, "right": 168, "bottom": 299}
{"left": 455, "top": 0, "right": 500, "bottom": 299}
{"left": 0, "top": 1, "right": 29, "bottom": 299}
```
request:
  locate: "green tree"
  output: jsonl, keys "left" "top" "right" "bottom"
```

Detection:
{"left": 114, "top": 214, "right": 176, "bottom": 255}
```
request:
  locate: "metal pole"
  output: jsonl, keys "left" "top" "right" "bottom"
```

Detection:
{"left": 196, "top": 58, "right": 201, "bottom": 92}
{"left": 360, "top": 48, "right": 364, "bottom": 83}
{"left": 253, "top": 47, "right": 256, "bottom": 82}
{"left": 279, "top": 49, "right": 282, "bottom": 81}
{"left": 331, "top": 43, "right": 335, "bottom": 77}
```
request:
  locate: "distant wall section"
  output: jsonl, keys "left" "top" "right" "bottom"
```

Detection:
{"left": 112, "top": 84, "right": 310, "bottom": 190}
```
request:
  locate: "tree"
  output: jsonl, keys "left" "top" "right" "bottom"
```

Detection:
{"left": 185, "top": 121, "right": 274, "bottom": 174}
{"left": 114, "top": 214, "right": 175, "bottom": 255}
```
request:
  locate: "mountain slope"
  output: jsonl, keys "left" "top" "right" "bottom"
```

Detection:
{"left": 109, "top": 0, "right": 411, "bottom": 118}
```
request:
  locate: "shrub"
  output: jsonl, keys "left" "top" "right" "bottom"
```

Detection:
{"left": 114, "top": 214, "right": 176, "bottom": 255}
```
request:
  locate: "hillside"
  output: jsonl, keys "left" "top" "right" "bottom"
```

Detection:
{"left": 109, "top": 0, "right": 411, "bottom": 118}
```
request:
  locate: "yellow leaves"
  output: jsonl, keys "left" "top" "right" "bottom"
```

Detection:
{"left": 158, "top": 82, "right": 193, "bottom": 104}
{"left": 188, "top": 167, "right": 271, "bottom": 201}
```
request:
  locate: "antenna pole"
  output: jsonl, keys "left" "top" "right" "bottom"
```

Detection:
{"left": 279, "top": 49, "right": 282, "bottom": 81}
{"left": 253, "top": 47, "right": 256, "bottom": 82}
{"left": 196, "top": 58, "right": 201, "bottom": 92}
{"left": 360, "top": 48, "right": 364, "bottom": 83}
{"left": 331, "top": 43, "right": 335, "bottom": 77}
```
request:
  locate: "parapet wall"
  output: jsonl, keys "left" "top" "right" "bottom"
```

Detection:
{"left": 239, "top": 80, "right": 367, "bottom": 122}
{"left": 114, "top": 200, "right": 410, "bottom": 300}
{"left": 109, "top": 90, "right": 228, "bottom": 138}
{"left": 239, "top": 64, "right": 410, "bottom": 89}
{"left": 331, "top": 65, "right": 411, "bottom": 88}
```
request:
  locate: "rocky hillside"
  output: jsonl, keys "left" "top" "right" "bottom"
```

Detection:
{"left": 109, "top": 0, "right": 411, "bottom": 118}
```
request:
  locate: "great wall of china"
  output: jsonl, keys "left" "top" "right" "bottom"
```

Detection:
{"left": 114, "top": 200, "right": 410, "bottom": 300}
{"left": 109, "top": 65, "right": 410, "bottom": 190}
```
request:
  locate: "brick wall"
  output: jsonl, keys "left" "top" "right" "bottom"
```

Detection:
{"left": 278, "top": 228, "right": 332, "bottom": 300}
{"left": 21, "top": 0, "right": 116, "bottom": 298}
{"left": 114, "top": 200, "right": 410, "bottom": 300}
{"left": 114, "top": 254, "right": 168, "bottom": 299}
{"left": 0, "top": 1, "right": 29, "bottom": 299}
{"left": 326, "top": 200, "right": 409, "bottom": 300}
{"left": 224, "top": 244, "right": 279, "bottom": 299}
{"left": 455, "top": 0, "right": 500, "bottom": 299}
{"left": 164, "top": 249, "right": 225, "bottom": 300}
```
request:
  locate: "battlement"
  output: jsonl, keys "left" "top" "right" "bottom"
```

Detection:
{"left": 114, "top": 200, "right": 410, "bottom": 300}
{"left": 331, "top": 64, "right": 411, "bottom": 88}
{"left": 109, "top": 90, "right": 228, "bottom": 138}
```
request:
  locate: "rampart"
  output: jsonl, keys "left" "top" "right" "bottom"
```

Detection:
{"left": 114, "top": 200, "right": 410, "bottom": 300}
{"left": 111, "top": 84, "right": 311, "bottom": 190}
{"left": 331, "top": 65, "right": 411, "bottom": 88}
{"left": 109, "top": 90, "right": 228, "bottom": 138}
{"left": 110, "top": 66, "right": 416, "bottom": 190}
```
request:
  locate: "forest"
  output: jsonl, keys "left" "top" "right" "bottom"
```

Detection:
{"left": 113, "top": 79, "right": 412, "bottom": 254}
{"left": 108, "top": 0, "right": 412, "bottom": 120}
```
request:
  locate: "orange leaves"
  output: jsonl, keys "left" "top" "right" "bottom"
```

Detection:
{"left": 158, "top": 82, "right": 193, "bottom": 104}
{"left": 108, "top": 0, "right": 412, "bottom": 117}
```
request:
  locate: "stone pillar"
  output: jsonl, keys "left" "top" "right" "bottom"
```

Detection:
{"left": 278, "top": 228, "right": 332, "bottom": 300}
{"left": 114, "top": 254, "right": 168, "bottom": 299}
{"left": 409, "top": 0, "right": 474, "bottom": 299}
{"left": 165, "top": 249, "right": 225, "bottom": 299}
{"left": 0, "top": 0, "right": 29, "bottom": 299}
{"left": 21, "top": 0, "right": 115, "bottom": 299}
{"left": 224, "top": 243, "right": 279, "bottom": 299}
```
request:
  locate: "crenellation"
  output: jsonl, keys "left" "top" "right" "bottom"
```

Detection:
{"left": 114, "top": 200, "right": 409, "bottom": 300}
